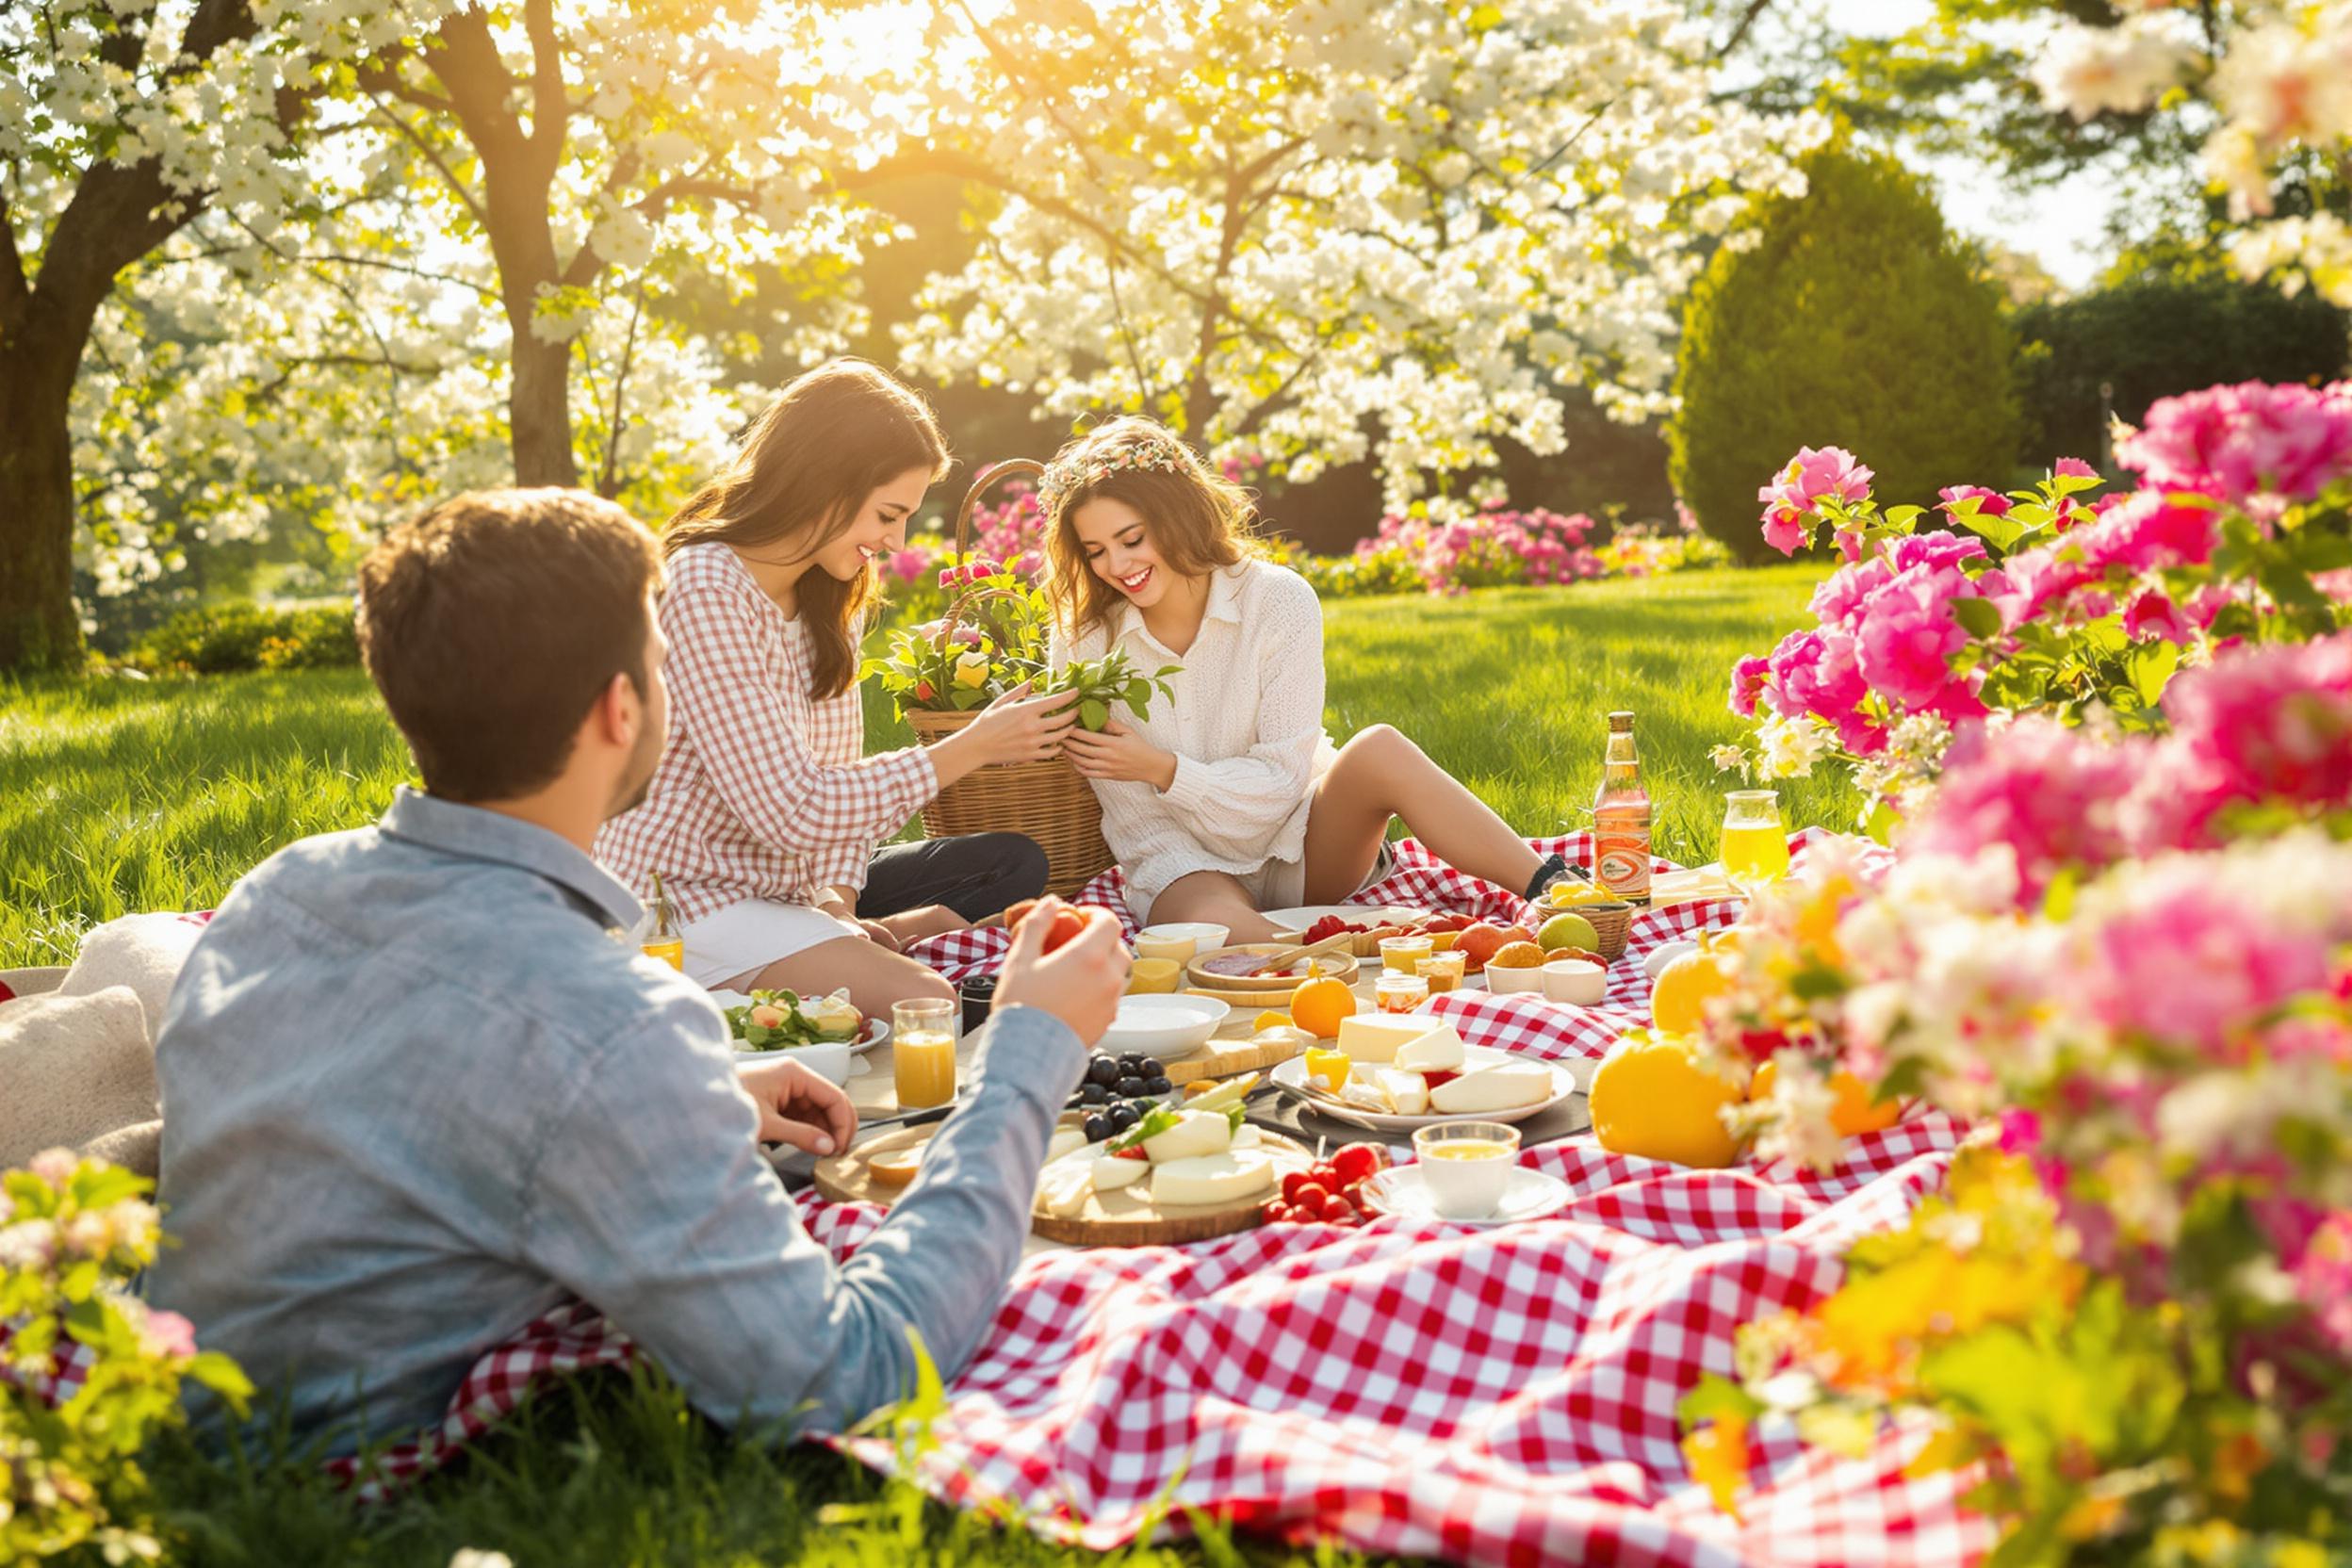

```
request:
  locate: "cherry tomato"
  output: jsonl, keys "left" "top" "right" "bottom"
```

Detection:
{"left": 1331, "top": 1144, "right": 1387, "bottom": 1188}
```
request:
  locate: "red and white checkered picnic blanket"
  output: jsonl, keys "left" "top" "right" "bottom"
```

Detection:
{"left": 19, "top": 832, "right": 1997, "bottom": 1563}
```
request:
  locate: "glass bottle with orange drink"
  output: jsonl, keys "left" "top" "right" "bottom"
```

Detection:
{"left": 1592, "top": 710, "right": 1652, "bottom": 906}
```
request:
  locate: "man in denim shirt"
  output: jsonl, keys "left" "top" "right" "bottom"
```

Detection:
{"left": 146, "top": 489, "right": 1122, "bottom": 1454}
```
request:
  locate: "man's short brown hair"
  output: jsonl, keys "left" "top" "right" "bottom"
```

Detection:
{"left": 357, "top": 488, "right": 662, "bottom": 802}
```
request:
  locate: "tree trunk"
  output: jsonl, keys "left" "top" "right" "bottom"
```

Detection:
{"left": 0, "top": 335, "right": 83, "bottom": 671}
{"left": 508, "top": 318, "right": 579, "bottom": 488}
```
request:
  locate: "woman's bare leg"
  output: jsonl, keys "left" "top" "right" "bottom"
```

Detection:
{"left": 1299, "top": 725, "right": 1544, "bottom": 904}
{"left": 728, "top": 935, "right": 956, "bottom": 1019}
{"left": 1149, "top": 869, "right": 1284, "bottom": 945}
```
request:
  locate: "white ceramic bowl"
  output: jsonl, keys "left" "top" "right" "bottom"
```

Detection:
{"left": 1096, "top": 993, "right": 1232, "bottom": 1058}
{"left": 1642, "top": 939, "right": 1697, "bottom": 980}
{"left": 1541, "top": 958, "right": 1608, "bottom": 1005}
{"left": 735, "top": 1038, "right": 856, "bottom": 1084}
{"left": 1482, "top": 963, "right": 1547, "bottom": 995}
{"left": 1134, "top": 922, "right": 1231, "bottom": 962}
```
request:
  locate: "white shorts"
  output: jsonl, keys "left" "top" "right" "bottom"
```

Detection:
{"left": 678, "top": 899, "right": 862, "bottom": 991}
{"left": 1129, "top": 842, "right": 1396, "bottom": 926}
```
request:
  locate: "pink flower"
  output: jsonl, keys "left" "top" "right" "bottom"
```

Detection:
{"left": 2077, "top": 490, "right": 2221, "bottom": 575}
{"left": 139, "top": 1307, "right": 199, "bottom": 1361}
{"left": 1807, "top": 557, "right": 1893, "bottom": 628}
{"left": 2122, "top": 592, "right": 2192, "bottom": 645}
{"left": 1908, "top": 717, "right": 2137, "bottom": 903}
{"left": 2115, "top": 380, "right": 2352, "bottom": 503}
{"left": 1761, "top": 509, "right": 1809, "bottom": 556}
{"left": 1728, "top": 655, "right": 1771, "bottom": 718}
{"left": 2053, "top": 457, "right": 2099, "bottom": 480}
{"left": 2089, "top": 884, "right": 2333, "bottom": 1055}
{"left": 1888, "top": 531, "right": 1988, "bottom": 575}
{"left": 1763, "top": 628, "right": 1870, "bottom": 726}
{"left": 1757, "top": 446, "right": 1873, "bottom": 551}
{"left": 884, "top": 548, "right": 930, "bottom": 583}
{"left": 1997, "top": 1107, "right": 2042, "bottom": 1156}
{"left": 2293, "top": 1214, "right": 2352, "bottom": 1355}
{"left": 1936, "top": 484, "right": 2011, "bottom": 518}
{"left": 1852, "top": 565, "right": 1973, "bottom": 710}
{"left": 2142, "top": 632, "right": 2352, "bottom": 846}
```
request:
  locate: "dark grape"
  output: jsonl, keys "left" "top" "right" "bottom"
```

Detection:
{"left": 1115, "top": 1076, "right": 1146, "bottom": 1098}
{"left": 1083, "top": 1115, "right": 1111, "bottom": 1142}
{"left": 1137, "top": 1058, "right": 1164, "bottom": 1077}
{"left": 1087, "top": 1057, "right": 1120, "bottom": 1086}
{"left": 1119, "top": 1054, "right": 1148, "bottom": 1073}
{"left": 1079, "top": 1082, "right": 1109, "bottom": 1104}
{"left": 1108, "top": 1102, "right": 1140, "bottom": 1131}
{"left": 1145, "top": 1076, "right": 1172, "bottom": 1095}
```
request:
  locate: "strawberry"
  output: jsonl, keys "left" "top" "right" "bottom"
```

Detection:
{"left": 1420, "top": 1070, "right": 1462, "bottom": 1091}
{"left": 1309, "top": 1164, "right": 1341, "bottom": 1189}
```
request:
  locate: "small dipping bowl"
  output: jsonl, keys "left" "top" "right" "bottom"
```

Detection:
{"left": 1483, "top": 960, "right": 1547, "bottom": 995}
{"left": 1375, "top": 971, "right": 1429, "bottom": 1013}
{"left": 1541, "top": 958, "right": 1608, "bottom": 1005}
{"left": 1413, "top": 1120, "right": 1521, "bottom": 1218}
{"left": 1135, "top": 922, "right": 1230, "bottom": 962}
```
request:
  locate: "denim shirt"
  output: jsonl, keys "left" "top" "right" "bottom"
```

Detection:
{"left": 146, "top": 787, "right": 1086, "bottom": 1454}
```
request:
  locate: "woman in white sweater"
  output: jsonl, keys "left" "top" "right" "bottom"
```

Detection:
{"left": 1044, "top": 418, "right": 1576, "bottom": 942}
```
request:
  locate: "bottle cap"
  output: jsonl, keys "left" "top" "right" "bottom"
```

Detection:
{"left": 1607, "top": 710, "right": 1634, "bottom": 729}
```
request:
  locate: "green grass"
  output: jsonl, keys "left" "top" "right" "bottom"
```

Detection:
{"left": 1, "top": 564, "right": 1841, "bottom": 971}
{"left": 0, "top": 564, "right": 1839, "bottom": 1561}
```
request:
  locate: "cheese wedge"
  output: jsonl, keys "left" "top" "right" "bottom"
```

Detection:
{"left": 1394, "top": 1023, "right": 1466, "bottom": 1073}
{"left": 1151, "top": 1151, "right": 1276, "bottom": 1207}
{"left": 1046, "top": 1128, "right": 1088, "bottom": 1164}
{"left": 1141, "top": 1109, "right": 1233, "bottom": 1164}
{"left": 1232, "top": 1124, "right": 1263, "bottom": 1151}
{"left": 1187, "top": 1071, "right": 1262, "bottom": 1113}
{"left": 1376, "top": 1069, "right": 1430, "bottom": 1117}
{"left": 1337, "top": 1013, "right": 1439, "bottom": 1064}
{"left": 1341, "top": 1080, "right": 1392, "bottom": 1114}
{"left": 1428, "top": 1062, "right": 1554, "bottom": 1114}
{"left": 1091, "top": 1152, "right": 1152, "bottom": 1192}
{"left": 1038, "top": 1161, "right": 1095, "bottom": 1218}
{"left": 868, "top": 1147, "right": 923, "bottom": 1189}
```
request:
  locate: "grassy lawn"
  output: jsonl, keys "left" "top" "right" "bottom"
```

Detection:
{"left": 0, "top": 564, "right": 1839, "bottom": 1562}
{"left": 2, "top": 564, "right": 1840, "bottom": 971}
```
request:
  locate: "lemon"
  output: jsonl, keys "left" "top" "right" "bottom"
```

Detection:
{"left": 1649, "top": 942, "right": 1739, "bottom": 1037}
{"left": 1253, "top": 1009, "right": 1294, "bottom": 1032}
{"left": 1536, "top": 911, "right": 1599, "bottom": 953}
{"left": 1589, "top": 1036, "right": 1747, "bottom": 1168}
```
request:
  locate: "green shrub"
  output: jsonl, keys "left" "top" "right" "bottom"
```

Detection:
{"left": 130, "top": 602, "right": 359, "bottom": 676}
{"left": 1667, "top": 147, "right": 2018, "bottom": 562}
{"left": 2010, "top": 264, "right": 2349, "bottom": 469}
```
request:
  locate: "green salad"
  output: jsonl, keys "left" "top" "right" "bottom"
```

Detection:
{"left": 724, "top": 988, "right": 865, "bottom": 1053}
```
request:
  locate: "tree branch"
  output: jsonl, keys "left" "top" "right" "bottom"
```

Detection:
{"left": 523, "top": 0, "right": 569, "bottom": 164}
{"left": 361, "top": 94, "right": 492, "bottom": 231}
{"left": 1713, "top": 0, "right": 1777, "bottom": 61}
{"left": 0, "top": 192, "right": 27, "bottom": 332}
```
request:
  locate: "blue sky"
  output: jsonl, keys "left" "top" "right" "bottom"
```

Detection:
{"left": 1818, "top": 0, "right": 2115, "bottom": 288}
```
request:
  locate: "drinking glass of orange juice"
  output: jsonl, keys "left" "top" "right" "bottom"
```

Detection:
{"left": 1720, "top": 790, "right": 1791, "bottom": 890}
{"left": 892, "top": 998, "right": 958, "bottom": 1109}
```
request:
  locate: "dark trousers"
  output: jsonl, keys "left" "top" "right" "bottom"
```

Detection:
{"left": 857, "top": 833, "right": 1050, "bottom": 923}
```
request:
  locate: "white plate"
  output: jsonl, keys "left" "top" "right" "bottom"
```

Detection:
{"left": 1363, "top": 1164, "right": 1574, "bottom": 1226}
{"left": 1270, "top": 1045, "right": 1579, "bottom": 1131}
{"left": 1260, "top": 905, "right": 1433, "bottom": 935}
{"left": 1096, "top": 993, "right": 1230, "bottom": 1059}
{"left": 711, "top": 993, "right": 890, "bottom": 1084}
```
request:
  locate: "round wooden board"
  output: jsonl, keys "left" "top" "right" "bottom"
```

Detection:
{"left": 1184, "top": 942, "right": 1360, "bottom": 995}
{"left": 1161, "top": 1019, "right": 1311, "bottom": 1085}
{"left": 811, "top": 1125, "right": 1317, "bottom": 1247}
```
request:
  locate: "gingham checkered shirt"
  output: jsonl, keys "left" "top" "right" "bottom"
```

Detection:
{"left": 597, "top": 544, "right": 936, "bottom": 923}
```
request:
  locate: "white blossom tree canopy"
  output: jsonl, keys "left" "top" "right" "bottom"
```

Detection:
{"left": 0, "top": 0, "right": 445, "bottom": 670}
{"left": 877, "top": 0, "right": 1822, "bottom": 509}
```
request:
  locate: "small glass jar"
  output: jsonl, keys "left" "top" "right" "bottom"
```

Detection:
{"left": 1720, "top": 789, "right": 1791, "bottom": 890}
{"left": 1416, "top": 951, "right": 1466, "bottom": 994}
{"left": 1376, "top": 971, "right": 1429, "bottom": 1013}
{"left": 1379, "top": 934, "right": 1433, "bottom": 974}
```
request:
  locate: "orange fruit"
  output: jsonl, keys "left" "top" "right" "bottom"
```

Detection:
{"left": 1489, "top": 940, "right": 1546, "bottom": 970}
{"left": 1750, "top": 1059, "right": 1903, "bottom": 1136}
{"left": 1589, "top": 1035, "right": 1747, "bottom": 1168}
{"left": 1304, "top": 1048, "right": 1351, "bottom": 1091}
{"left": 1649, "top": 942, "right": 1739, "bottom": 1037}
{"left": 1290, "top": 975, "right": 1358, "bottom": 1040}
{"left": 1253, "top": 1009, "right": 1294, "bottom": 1031}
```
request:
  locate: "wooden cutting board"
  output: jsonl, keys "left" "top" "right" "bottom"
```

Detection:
{"left": 812, "top": 1124, "right": 1316, "bottom": 1247}
{"left": 1162, "top": 1021, "right": 1311, "bottom": 1085}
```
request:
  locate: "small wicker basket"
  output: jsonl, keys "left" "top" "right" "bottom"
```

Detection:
{"left": 1579, "top": 902, "right": 1634, "bottom": 963}
{"left": 904, "top": 461, "right": 1114, "bottom": 897}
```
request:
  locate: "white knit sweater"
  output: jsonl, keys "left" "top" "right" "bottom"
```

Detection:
{"left": 1052, "top": 559, "right": 1338, "bottom": 911}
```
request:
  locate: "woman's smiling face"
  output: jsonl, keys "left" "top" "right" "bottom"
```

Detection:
{"left": 811, "top": 466, "right": 930, "bottom": 581}
{"left": 1071, "top": 496, "right": 1174, "bottom": 610}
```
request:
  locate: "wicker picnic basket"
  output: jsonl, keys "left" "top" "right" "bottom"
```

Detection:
{"left": 906, "top": 461, "right": 1113, "bottom": 897}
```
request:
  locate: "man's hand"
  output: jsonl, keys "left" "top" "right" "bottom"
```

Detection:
{"left": 994, "top": 896, "right": 1127, "bottom": 1046}
{"left": 735, "top": 1054, "right": 858, "bottom": 1156}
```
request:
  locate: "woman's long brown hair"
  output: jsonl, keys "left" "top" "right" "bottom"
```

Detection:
{"left": 1041, "top": 417, "right": 1253, "bottom": 638}
{"left": 663, "top": 359, "right": 950, "bottom": 698}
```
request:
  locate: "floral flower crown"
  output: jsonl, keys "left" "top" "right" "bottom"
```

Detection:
{"left": 1035, "top": 424, "right": 1193, "bottom": 516}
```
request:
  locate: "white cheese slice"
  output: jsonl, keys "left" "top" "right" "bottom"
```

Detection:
{"left": 1376, "top": 1069, "right": 1430, "bottom": 1117}
{"left": 1341, "top": 1080, "right": 1392, "bottom": 1113}
{"left": 1186, "top": 1071, "right": 1262, "bottom": 1112}
{"left": 1428, "top": 1062, "right": 1554, "bottom": 1114}
{"left": 1338, "top": 1014, "right": 1440, "bottom": 1064}
{"left": 1038, "top": 1160, "right": 1095, "bottom": 1218}
{"left": 1151, "top": 1151, "right": 1277, "bottom": 1207}
{"left": 1141, "top": 1109, "right": 1233, "bottom": 1165}
{"left": 1394, "top": 1023, "right": 1466, "bottom": 1072}
{"left": 1046, "top": 1129, "right": 1088, "bottom": 1164}
{"left": 1232, "top": 1124, "right": 1264, "bottom": 1150}
{"left": 1090, "top": 1152, "right": 1152, "bottom": 1191}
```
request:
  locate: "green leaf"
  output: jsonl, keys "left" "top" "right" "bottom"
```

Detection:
{"left": 2126, "top": 640, "right": 2179, "bottom": 707}
{"left": 1950, "top": 596, "right": 2004, "bottom": 639}
{"left": 1679, "top": 1374, "right": 1764, "bottom": 1429}
{"left": 1080, "top": 697, "right": 1109, "bottom": 731}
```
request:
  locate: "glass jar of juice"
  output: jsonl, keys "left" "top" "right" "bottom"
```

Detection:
{"left": 1379, "top": 934, "right": 1433, "bottom": 974}
{"left": 1416, "top": 952, "right": 1466, "bottom": 993}
{"left": 892, "top": 998, "right": 958, "bottom": 1109}
{"left": 1376, "top": 972, "right": 1429, "bottom": 1013}
{"left": 1720, "top": 790, "right": 1791, "bottom": 889}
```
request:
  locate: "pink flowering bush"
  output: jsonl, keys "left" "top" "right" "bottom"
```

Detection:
{"left": 1721, "top": 380, "right": 2352, "bottom": 826}
{"left": 3, "top": 1152, "right": 253, "bottom": 1562}
{"left": 1352, "top": 501, "right": 1607, "bottom": 594}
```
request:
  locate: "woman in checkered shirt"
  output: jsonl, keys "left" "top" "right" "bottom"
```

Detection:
{"left": 598, "top": 362, "right": 1081, "bottom": 1010}
{"left": 1043, "top": 418, "right": 1577, "bottom": 944}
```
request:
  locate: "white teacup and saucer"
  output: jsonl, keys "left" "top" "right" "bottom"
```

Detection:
{"left": 1364, "top": 1121, "right": 1574, "bottom": 1226}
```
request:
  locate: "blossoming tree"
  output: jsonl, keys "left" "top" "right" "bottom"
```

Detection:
{"left": 0, "top": 0, "right": 448, "bottom": 673}
{"left": 885, "top": 0, "right": 1821, "bottom": 511}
